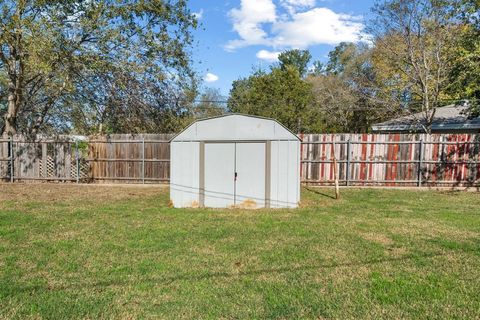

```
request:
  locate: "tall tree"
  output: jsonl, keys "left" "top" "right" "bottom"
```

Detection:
{"left": 228, "top": 66, "right": 317, "bottom": 132}
{"left": 278, "top": 49, "right": 312, "bottom": 78}
{"left": 370, "top": 0, "right": 459, "bottom": 133}
{"left": 446, "top": 0, "right": 480, "bottom": 116}
{"left": 307, "top": 42, "right": 398, "bottom": 132}
{"left": 0, "top": 0, "right": 197, "bottom": 136}
{"left": 307, "top": 74, "right": 358, "bottom": 132}
{"left": 67, "top": 67, "right": 198, "bottom": 135}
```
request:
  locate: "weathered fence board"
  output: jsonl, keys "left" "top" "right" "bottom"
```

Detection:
{"left": 300, "top": 133, "right": 480, "bottom": 186}
{"left": 88, "top": 134, "right": 172, "bottom": 183}
{"left": 0, "top": 135, "right": 86, "bottom": 182}
{"left": 1, "top": 133, "right": 479, "bottom": 186}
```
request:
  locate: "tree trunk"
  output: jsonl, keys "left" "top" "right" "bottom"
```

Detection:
{"left": 3, "top": 91, "right": 20, "bottom": 136}
{"left": 3, "top": 48, "right": 24, "bottom": 136}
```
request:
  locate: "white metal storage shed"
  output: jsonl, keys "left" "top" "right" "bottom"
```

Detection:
{"left": 170, "top": 114, "right": 301, "bottom": 209}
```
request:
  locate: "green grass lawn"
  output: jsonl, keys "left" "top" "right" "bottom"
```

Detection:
{"left": 0, "top": 184, "right": 479, "bottom": 319}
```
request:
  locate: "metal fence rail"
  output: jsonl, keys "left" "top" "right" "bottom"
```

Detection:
{"left": 1, "top": 133, "right": 479, "bottom": 186}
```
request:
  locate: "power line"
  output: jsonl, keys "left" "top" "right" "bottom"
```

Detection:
{"left": 183, "top": 98, "right": 478, "bottom": 112}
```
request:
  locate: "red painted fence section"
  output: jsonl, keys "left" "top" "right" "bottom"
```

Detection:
{"left": 300, "top": 133, "right": 480, "bottom": 187}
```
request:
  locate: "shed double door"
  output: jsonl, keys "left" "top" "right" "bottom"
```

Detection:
{"left": 203, "top": 142, "right": 266, "bottom": 208}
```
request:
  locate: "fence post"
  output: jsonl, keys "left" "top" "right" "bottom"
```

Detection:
{"left": 9, "top": 136, "right": 14, "bottom": 183}
{"left": 141, "top": 137, "right": 145, "bottom": 184}
{"left": 332, "top": 141, "right": 340, "bottom": 199}
{"left": 75, "top": 140, "right": 80, "bottom": 183}
{"left": 417, "top": 139, "right": 424, "bottom": 187}
{"left": 346, "top": 139, "right": 351, "bottom": 186}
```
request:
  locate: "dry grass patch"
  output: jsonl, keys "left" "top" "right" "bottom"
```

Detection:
{"left": 0, "top": 182, "right": 166, "bottom": 206}
{"left": 361, "top": 232, "right": 394, "bottom": 246}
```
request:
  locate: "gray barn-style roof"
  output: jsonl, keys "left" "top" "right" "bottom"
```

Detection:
{"left": 372, "top": 105, "right": 480, "bottom": 133}
{"left": 170, "top": 114, "right": 301, "bottom": 142}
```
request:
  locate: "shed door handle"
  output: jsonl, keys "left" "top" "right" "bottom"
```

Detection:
{"left": 234, "top": 172, "right": 238, "bottom": 180}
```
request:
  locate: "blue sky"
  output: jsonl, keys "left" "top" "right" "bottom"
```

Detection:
{"left": 188, "top": 0, "right": 376, "bottom": 96}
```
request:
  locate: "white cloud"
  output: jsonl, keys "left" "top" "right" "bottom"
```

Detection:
{"left": 226, "top": 1, "right": 365, "bottom": 51}
{"left": 204, "top": 73, "right": 219, "bottom": 83}
{"left": 225, "top": 0, "right": 277, "bottom": 51}
{"left": 283, "top": 0, "right": 316, "bottom": 5}
{"left": 193, "top": 9, "right": 204, "bottom": 20}
{"left": 256, "top": 50, "right": 281, "bottom": 62}
{"left": 272, "top": 8, "right": 364, "bottom": 48}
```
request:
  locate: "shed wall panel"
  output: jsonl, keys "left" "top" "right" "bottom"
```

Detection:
{"left": 170, "top": 142, "right": 199, "bottom": 207}
{"left": 270, "top": 141, "right": 300, "bottom": 208}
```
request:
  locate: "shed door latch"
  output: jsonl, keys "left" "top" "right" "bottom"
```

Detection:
{"left": 234, "top": 172, "right": 238, "bottom": 181}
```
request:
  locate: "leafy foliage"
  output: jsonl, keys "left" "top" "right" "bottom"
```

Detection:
{"left": 369, "top": 0, "right": 477, "bottom": 132}
{"left": 446, "top": 0, "right": 480, "bottom": 116}
{"left": 228, "top": 0, "right": 479, "bottom": 133}
{"left": 278, "top": 49, "right": 312, "bottom": 78}
{"left": 193, "top": 87, "right": 226, "bottom": 119}
{"left": 1, "top": 0, "right": 478, "bottom": 135}
{"left": 0, "top": 0, "right": 198, "bottom": 135}
{"left": 228, "top": 66, "right": 317, "bottom": 133}
{"left": 308, "top": 42, "right": 400, "bottom": 132}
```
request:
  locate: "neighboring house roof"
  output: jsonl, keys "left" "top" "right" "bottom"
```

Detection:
{"left": 371, "top": 104, "right": 480, "bottom": 132}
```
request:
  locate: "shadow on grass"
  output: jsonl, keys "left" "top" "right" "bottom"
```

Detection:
{"left": 4, "top": 251, "right": 454, "bottom": 294}
{"left": 304, "top": 187, "right": 336, "bottom": 200}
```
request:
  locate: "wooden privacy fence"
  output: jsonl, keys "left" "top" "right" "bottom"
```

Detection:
{"left": 1, "top": 133, "right": 479, "bottom": 186}
{"left": 0, "top": 134, "right": 172, "bottom": 183}
{"left": 0, "top": 136, "right": 90, "bottom": 182}
{"left": 301, "top": 133, "right": 480, "bottom": 186}
{"left": 88, "top": 134, "right": 171, "bottom": 183}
